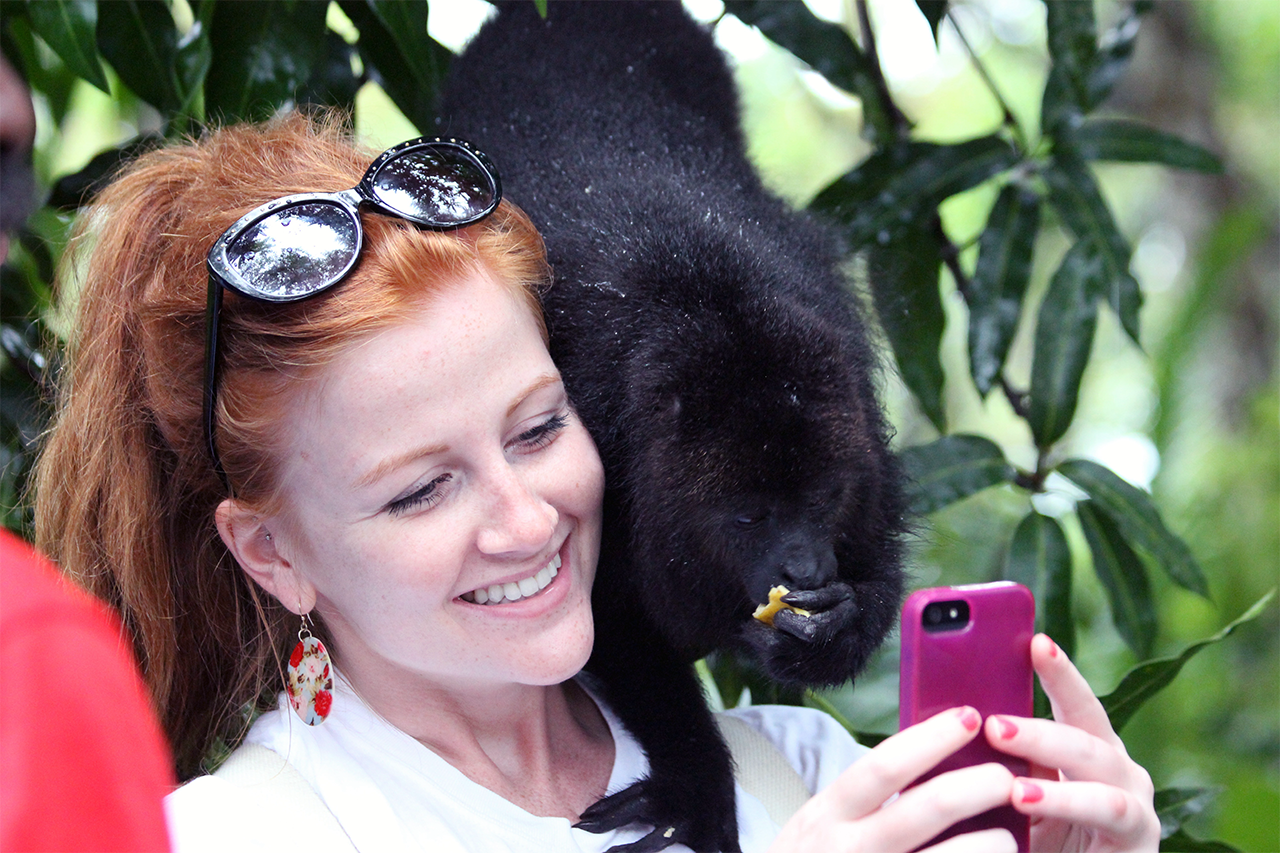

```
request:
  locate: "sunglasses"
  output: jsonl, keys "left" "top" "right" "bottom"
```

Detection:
{"left": 202, "top": 136, "right": 502, "bottom": 490}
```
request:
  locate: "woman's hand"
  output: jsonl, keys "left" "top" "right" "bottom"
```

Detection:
{"left": 985, "top": 634, "right": 1161, "bottom": 853}
{"left": 769, "top": 706, "right": 1021, "bottom": 853}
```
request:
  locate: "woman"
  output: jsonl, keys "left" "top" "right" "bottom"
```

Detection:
{"left": 33, "top": 114, "right": 1158, "bottom": 853}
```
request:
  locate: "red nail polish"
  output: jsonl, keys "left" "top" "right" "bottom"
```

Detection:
{"left": 957, "top": 707, "right": 981, "bottom": 732}
{"left": 995, "top": 716, "right": 1019, "bottom": 740}
{"left": 1017, "top": 780, "right": 1045, "bottom": 804}
{"left": 1048, "top": 639, "right": 1060, "bottom": 658}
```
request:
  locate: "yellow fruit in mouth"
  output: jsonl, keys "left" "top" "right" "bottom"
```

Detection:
{"left": 752, "top": 584, "right": 812, "bottom": 626}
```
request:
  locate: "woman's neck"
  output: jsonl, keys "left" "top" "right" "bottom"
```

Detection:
{"left": 341, "top": 670, "right": 614, "bottom": 821}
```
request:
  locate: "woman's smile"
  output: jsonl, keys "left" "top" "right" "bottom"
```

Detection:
{"left": 459, "top": 550, "right": 562, "bottom": 605}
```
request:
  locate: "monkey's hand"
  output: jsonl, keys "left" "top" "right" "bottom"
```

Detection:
{"left": 741, "top": 581, "right": 861, "bottom": 685}
{"left": 577, "top": 768, "right": 740, "bottom": 853}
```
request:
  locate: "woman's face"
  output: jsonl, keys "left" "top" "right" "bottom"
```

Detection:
{"left": 265, "top": 270, "right": 604, "bottom": 697}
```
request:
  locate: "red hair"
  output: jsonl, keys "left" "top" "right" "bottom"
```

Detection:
{"left": 33, "top": 112, "right": 550, "bottom": 778}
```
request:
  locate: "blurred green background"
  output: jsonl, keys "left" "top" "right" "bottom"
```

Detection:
{"left": 3, "top": 0, "right": 1275, "bottom": 849}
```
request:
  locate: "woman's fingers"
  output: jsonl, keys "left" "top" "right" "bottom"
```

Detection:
{"left": 1012, "top": 778, "right": 1161, "bottom": 849}
{"left": 1031, "top": 633, "right": 1122, "bottom": 747}
{"left": 984, "top": 715, "right": 1140, "bottom": 789}
{"left": 789, "top": 763, "right": 1018, "bottom": 853}
{"left": 982, "top": 634, "right": 1161, "bottom": 853}
{"left": 864, "top": 763, "right": 1016, "bottom": 852}
{"left": 825, "top": 706, "right": 984, "bottom": 818}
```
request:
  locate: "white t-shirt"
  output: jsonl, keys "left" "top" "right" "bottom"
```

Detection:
{"left": 166, "top": 674, "right": 869, "bottom": 853}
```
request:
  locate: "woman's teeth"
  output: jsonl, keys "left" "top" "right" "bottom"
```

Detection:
{"left": 462, "top": 554, "right": 561, "bottom": 605}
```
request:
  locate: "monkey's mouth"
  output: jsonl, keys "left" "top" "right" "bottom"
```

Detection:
{"left": 459, "top": 554, "right": 562, "bottom": 605}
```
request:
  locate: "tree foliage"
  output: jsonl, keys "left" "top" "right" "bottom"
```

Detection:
{"left": 0, "top": 2, "right": 1271, "bottom": 850}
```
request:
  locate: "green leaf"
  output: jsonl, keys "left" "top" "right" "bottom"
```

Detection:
{"left": 96, "top": 0, "right": 203, "bottom": 118}
{"left": 1088, "top": 3, "right": 1148, "bottom": 109}
{"left": 175, "top": 0, "right": 215, "bottom": 117}
{"left": 47, "top": 136, "right": 160, "bottom": 210}
{"left": 1040, "top": 0, "right": 1095, "bottom": 132}
{"left": 1101, "top": 590, "right": 1275, "bottom": 733}
{"left": 867, "top": 224, "right": 947, "bottom": 431}
{"left": 1073, "top": 119, "right": 1223, "bottom": 173}
{"left": 339, "top": 0, "right": 451, "bottom": 133}
{"left": 1158, "top": 830, "right": 1239, "bottom": 852}
{"left": 1155, "top": 787, "right": 1224, "bottom": 842}
{"left": 296, "top": 31, "right": 363, "bottom": 111}
{"left": 1027, "top": 239, "right": 1101, "bottom": 446}
{"left": 814, "top": 136, "right": 1019, "bottom": 247}
{"left": 363, "top": 0, "right": 442, "bottom": 94}
{"left": 724, "top": 1, "right": 889, "bottom": 140}
{"left": 967, "top": 183, "right": 1041, "bottom": 395}
{"left": 533, "top": 0, "right": 547, "bottom": 18}
{"left": 900, "top": 434, "right": 1014, "bottom": 515}
{"left": 25, "top": 0, "right": 110, "bottom": 93}
{"left": 914, "top": 1, "right": 948, "bottom": 43}
{"left": 1005, "top": 511, "right": 1074, "bottom": 658}
{"left": 726, "top": 1, "right": 866, "bottom": 94}
{"left": 1058, "top": 458, "right": 1209, "bottom": 597}
{"left": 204, "top": 0, "right": 329, "bottom": 123}
{"left": 1043, "top": 155, "right": 1142, "bottom": 343}
{"left": 3, "top": 12, "right": 81, "bottom": 124}
{"left": 1077, "top": 499, "right": 1156, "bottom": 660}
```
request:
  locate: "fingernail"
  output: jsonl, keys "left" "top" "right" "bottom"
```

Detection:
{"left": 956, "top": 706, "right": 981, "bottom": 732}
{"left": 1015, "top": 779, "right": 1044, "bottom": 804}
{"left": 994, "top": 716, "right": 1019, "bottom": 740}
{"left": 1048, "top": 638, "right": 1060, "bottom": 658}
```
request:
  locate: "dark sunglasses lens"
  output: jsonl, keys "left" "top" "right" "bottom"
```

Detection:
{"left": 371, "top": 147, "right": 496, "bottom": 226}
{"left": 225, "top": 202, "right": 358, "bottom": 299}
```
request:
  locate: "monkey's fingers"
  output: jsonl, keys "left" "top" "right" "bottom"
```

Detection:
{"left": 578, "top": 777, "right": 741, "bottom": 853}
{"left": 782, "top": 581, "right": 854, "bottom": 611}
{"left": 577, "top": 784, "right": 648, "bottom": 834}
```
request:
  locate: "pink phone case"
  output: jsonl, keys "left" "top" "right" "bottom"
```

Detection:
{"left": 899, "top": 581, "right": 1035, "bottom": 852}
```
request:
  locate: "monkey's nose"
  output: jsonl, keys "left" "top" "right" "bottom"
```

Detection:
{"left": 780, "top": 542, "right": 837, "bottom": 590}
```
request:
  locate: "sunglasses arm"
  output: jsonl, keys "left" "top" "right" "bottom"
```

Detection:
{"left": 203, "top": 275, "right": 232, "bottom": 492}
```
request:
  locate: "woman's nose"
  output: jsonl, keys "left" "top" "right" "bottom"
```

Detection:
{"left": 475, "top": 466, "right": 557, "bottom": 557}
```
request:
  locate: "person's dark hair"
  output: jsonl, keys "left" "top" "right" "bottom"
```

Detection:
{"left": 33, "top": 112, "right": 550, "bottom": 778}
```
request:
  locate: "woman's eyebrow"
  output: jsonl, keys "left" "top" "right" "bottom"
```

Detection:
{"left": 355, "top": 440, "right": 449, "bottom": 490}
{"left": 507, "top": 373, "right": 562, "bottom": 418}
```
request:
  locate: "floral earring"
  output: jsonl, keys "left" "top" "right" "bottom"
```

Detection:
{"left": 287, "top": 612, "right": 334, "bottom": 725}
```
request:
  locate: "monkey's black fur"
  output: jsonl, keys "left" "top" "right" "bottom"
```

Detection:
{"left": 441, "top": 4, "right": 907, "bottom": 851}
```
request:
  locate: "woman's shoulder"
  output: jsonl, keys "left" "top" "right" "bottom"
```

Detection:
{"left": 165, "top": 745, "right": 355, "bottom": 853}
{"left": 717, "top": 704, "right": 871, "bottom": 796}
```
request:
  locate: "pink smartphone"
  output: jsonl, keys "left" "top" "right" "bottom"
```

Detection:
{"left": 899, "top": 581, "right": 1035, "bottom": 852}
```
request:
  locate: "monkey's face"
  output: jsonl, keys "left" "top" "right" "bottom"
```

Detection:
{"left": 621, "top": 306, "right": 905, "bottom": 675}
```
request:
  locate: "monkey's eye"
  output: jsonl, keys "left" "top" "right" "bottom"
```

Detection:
{"left": 734, "top": 511, "right": 768, "bottom": 529}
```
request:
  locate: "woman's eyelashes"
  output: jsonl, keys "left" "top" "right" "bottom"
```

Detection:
{"left": 388, "top": 473, "right": 453, "bottom": 517}
{"left": 511, "top": 412, "right": 569, "bottom": 452}
{"left": 384, "top": 414, "right": 568, "bottom": 517}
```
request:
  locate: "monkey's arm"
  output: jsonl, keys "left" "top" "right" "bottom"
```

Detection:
{"left": 581, "top": 539, "right": 741, "bottom": 853}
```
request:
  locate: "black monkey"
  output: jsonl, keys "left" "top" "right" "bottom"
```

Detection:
{"left": 440, "top": 3, "right": 907, "bottom": 851}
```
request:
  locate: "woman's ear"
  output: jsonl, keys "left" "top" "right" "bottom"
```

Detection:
{"left": 215, "top": 499, "right": 314, "bottom": 615}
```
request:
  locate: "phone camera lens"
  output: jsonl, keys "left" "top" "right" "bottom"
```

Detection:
{"left": 922, "top": 599, "right": 970, "bottom": 632}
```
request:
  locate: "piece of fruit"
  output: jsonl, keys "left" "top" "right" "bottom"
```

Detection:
{"left": 752, "top": 584, "right": 812, "bottom": 627}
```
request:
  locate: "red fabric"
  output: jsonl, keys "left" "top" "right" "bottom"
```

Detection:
{"left": 1, "top": 529, "right": 173, "bottom": 852}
